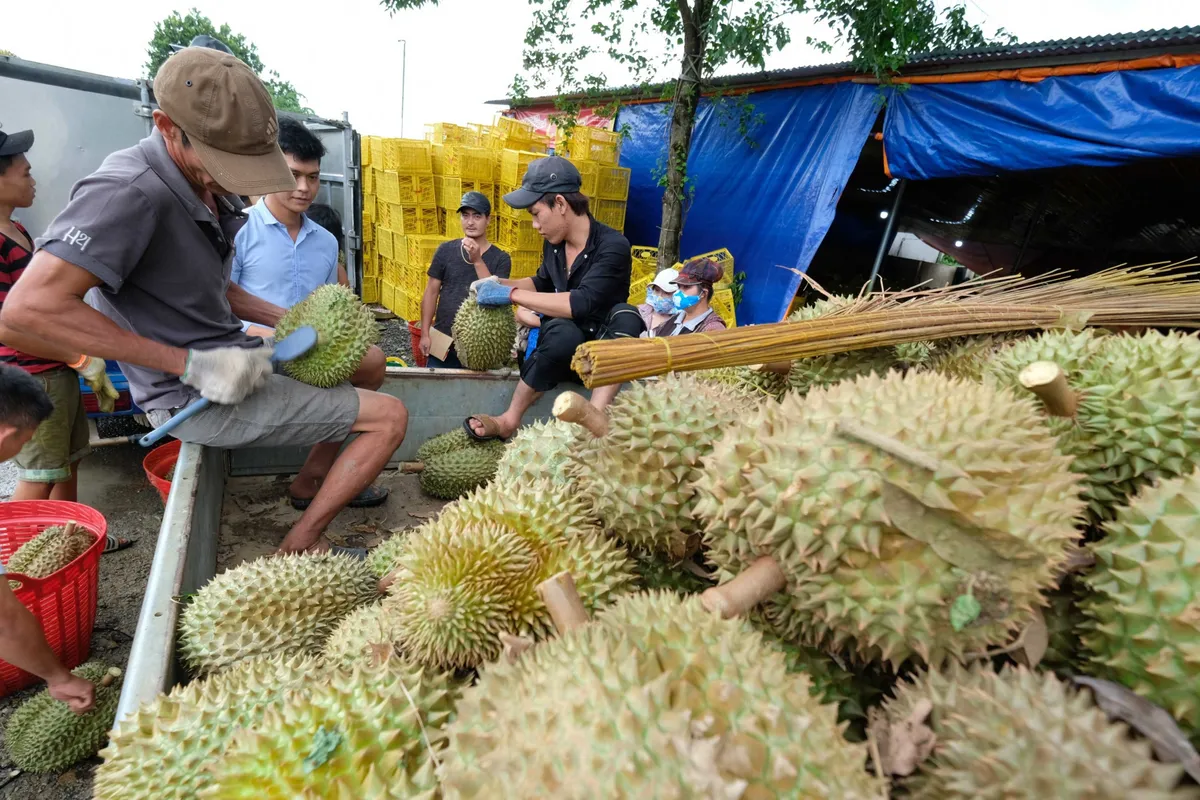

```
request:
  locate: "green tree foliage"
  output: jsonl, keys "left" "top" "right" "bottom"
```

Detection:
{"left": 378, "top": 0, "right": 1008, "bottom": 266}
{"left": 146, "top": 9, "right": 313, "bottom": 114}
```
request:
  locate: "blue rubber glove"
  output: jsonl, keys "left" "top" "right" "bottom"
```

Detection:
{"left": 475, "top": 281, "right": 514, "bottom": 307}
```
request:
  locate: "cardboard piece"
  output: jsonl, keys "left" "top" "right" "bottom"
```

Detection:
{"left": 427, "top": 326, "right": 453, "bottom": 361}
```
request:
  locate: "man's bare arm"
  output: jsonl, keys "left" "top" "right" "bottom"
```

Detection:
{"left": 497, "top": 277, "right": 537, "bottom": 292}
{"left": 227, "top": 283, "right": 287, "bottom": 327}
{"left": 511, "top": 288, "right": 574, "bottom": 319}
{"left": 0, "top": 251, "right": 187, "bottom": 375}
{"left": 337, "top": 264, "right": 350, "bottom": 288}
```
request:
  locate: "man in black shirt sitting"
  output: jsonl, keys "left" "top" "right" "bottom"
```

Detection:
{"left": 464, "top": 157, "right": 643, "bottom": 441}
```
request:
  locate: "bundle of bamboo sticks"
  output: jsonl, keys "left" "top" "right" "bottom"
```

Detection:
{"left": 572, "top": 263, "right": 1200, "bottom": 388}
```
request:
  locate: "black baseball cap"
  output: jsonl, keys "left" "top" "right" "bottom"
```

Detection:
{"left": 170, "top": 34, "right": 236, "bottom": 55}
{"left": 458, "top": 191, "right": 491, "bottom": 216}
{"left": 503, "top": 156, "right": 582, "bottom": 210}
{"left": 0, "top": 128, "right": 34, "bottom": 157}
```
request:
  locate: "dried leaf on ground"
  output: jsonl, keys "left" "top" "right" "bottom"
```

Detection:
{"left": 1012, "top": 608, "right": 1049, "bottom": 668}
{"left": 867, "top": 699, "right": 937, "bottom": 776}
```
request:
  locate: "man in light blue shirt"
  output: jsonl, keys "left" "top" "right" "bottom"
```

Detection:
{"left": 231, "top": 118, "right": 340, "bottom": 335}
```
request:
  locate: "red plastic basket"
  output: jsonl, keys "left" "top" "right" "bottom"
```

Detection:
{"left": 0, "top": 501, "right": 107, "bottom": 697}
{"left": 408, "top": 321, "right": 429, "bottom": 368}
{"left": 143, "top": 439, "right": 182, "bottom": 504}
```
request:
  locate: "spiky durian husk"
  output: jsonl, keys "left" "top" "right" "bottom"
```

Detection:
{"left": 275, "top": 284, "right": 378, "bottom": 388}
{"left": 418, "top": 439, "right": 505, "bottom": 500}
{"left": 1081, "top": 469, "right": 1200, "bottom": 739}
{"left": 925, "top": 333, "right": 1023, "bottom": 381}
{"left": 5, "top": 662, "right": 121, "bottom": 772}
{"left": 694, "top": 365, "right": 790, "bottom": 402}
{"left": 179, "top": 552, "right": 379, "bottom": 673}
{"left": 96, "top": 654, "right": 330, "bottom": 800}
{"left": 368, "top": 532, "right": 409, "bottom": 579}
{"left": 451, "top": 288, "right": 517, "bottom": 371}
{"left": 696, "top": 369, "right": 1085, "bottom": 666}
{"left": 415, "top": 428, "right": 474, "bottom": 463}
{"left": 6, "top": 524, "right": 94, "bottom": 578}
{"left": 204, "top": 654, "right": 458, "bottom": 799}
{"left": 320, "top": 602, "right": 404, "bottom": 667}
{"left": 1037, "top": 576, "right": 1090, "bottom": 674}
{"left": 441, "top": 591, "right": 886, "bottom": 799}
{"left": 564, "top": 375, "right": 747, "bottom": 558}
{"left": 630, "top": 551, "right": 711, "bottom": 596}
{"left": 493, "top": 418, "right": 585, "bottom": 489}
{"left": 385, "top": 480, "right": 636, "bottom": 670}
{"left": 985, "top": 329, "right": 1200, "bottom": 522}
{"left": 883, "top": 663, "right": 1196, "bottom": 798}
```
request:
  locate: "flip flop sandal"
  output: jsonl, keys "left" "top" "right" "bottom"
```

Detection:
{"left": 289, "top": 485, "right": 390, "bottom": 511}
{"left": 462, "top": 414, "right": 511, "bottom": 443}
{"left": 102, "top": 535, "right": 135, "bottom": 555}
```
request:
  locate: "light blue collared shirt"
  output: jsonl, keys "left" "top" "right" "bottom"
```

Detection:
{"left": 230, "top": 201, "right": 339, "bottom": 327}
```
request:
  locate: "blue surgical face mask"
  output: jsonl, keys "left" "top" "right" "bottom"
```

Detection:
{"left": 672, "top": 289, "right": 700, "bottom": 312}
{"left": 646, "top": 289, "right": 675, "bottom": 315}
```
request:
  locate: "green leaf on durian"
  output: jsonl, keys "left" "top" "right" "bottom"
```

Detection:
{"left": 950, "top": 593, "right": 982, "bottom": 632}
{"left": 304, "top": 726, "right": 343, "bottom": 773}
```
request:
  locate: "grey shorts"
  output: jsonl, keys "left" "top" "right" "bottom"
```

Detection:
{"left": 153, "top": 374, "right": 360, "bottom": 449}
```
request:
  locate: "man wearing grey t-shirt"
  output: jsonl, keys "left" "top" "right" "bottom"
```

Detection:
{"left": 0, "top": 48, "right": 406, "bottom": 555}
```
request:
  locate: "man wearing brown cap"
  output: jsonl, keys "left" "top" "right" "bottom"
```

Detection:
{"left": 0, "top": 47, "right": 407, "bottom": 555}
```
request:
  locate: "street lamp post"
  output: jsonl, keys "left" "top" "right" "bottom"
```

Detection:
{"left": 398, "top": 39, "right": 407, "bottom": 138}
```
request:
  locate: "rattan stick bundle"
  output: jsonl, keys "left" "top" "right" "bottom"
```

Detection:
{"left": 572, "top": 263, "right": 1200, "bottom": 387}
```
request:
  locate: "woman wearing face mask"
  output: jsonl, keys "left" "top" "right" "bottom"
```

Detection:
{"left": 652, "top": 257, "right": 728, "bottom": 337}
{"left": 637, "top": 268, "right": 679, "bottom": 337}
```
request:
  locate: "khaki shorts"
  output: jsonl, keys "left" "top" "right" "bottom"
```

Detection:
{"left": 152, "top": 374, "right": 360, "bottom": 449}
{"left": 14, "top": 367, "right": 91, "bottom": 483}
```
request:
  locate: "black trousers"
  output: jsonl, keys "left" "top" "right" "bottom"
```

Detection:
{"left": 519, "top": 303, "right": 645, "bottom": 392}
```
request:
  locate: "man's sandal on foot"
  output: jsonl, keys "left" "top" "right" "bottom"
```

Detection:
{"left": 288, "top": 485, "right": 390, "bottom": 511}
{"left": 463, "top": 414, "right": 511, "bottom": 443}
{"left": 102, "top": 535, "right": 135, "bottom": 555}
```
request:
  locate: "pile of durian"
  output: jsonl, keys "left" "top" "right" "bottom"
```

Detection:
{"left": 76, "top": 300, "right": 1200, "bottom": 797}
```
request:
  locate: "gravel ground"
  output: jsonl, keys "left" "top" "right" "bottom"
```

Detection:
{"left": 376, "top": 315, "right": 417, "bottom": 367}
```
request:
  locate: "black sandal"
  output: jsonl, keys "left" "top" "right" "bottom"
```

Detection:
{"left": 289, "top": 484, "right": 390, "bottom": 511}
{"left": 102, "top": 535, "right": 135, "bottom": 554}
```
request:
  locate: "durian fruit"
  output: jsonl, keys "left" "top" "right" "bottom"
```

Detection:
{"left": 882, "top": 662, "right": 1197, "bottom": 798}
{"left": 630, "top": 551, "right": 711, "bottom": 596}
{"left": 985, "top": 329, "right": 1200, "bottom": 522}
{"left": 320, "top": 602, "right": 404, "bottom": 667}
{"left": 275, "top": 283, "right": 378, "bottom": 387}
{"left": 367, "top": 531, "right": 410, "bottom": 579}
{"left": 1037, "top": 576, "right": 1090, "bottom": 674}
{"left": 6, "top": 522, "right": 94, "bottom": 578}
{"left": 419, "top": 439, "right": 506, "bottom": 500}
{"left": 96, "top": 653, "right": 331, "bottom": 800}
{"left": 451, "top": 287, "right": 516, "bottom": 371}
{"left": 694, "top": 364, "right": 790, "bottom": 401}
{"left": 415, "top": 427, "right": 473, "bottom": 463}
{"left": 179, "top": 552, "right": 379, "bottom": 673}
{"left": 785, "top": 295, "right": 931, "bottom": 395}
{"left": 441, "top": 591, "right": 886, "bottom": 799}
{"left": 385, "top": 479, "right": 636, "bottom": 670}
{"left": 492, "top": 418, "right": 581, "bottom": 489}
{"left": 925, "top": 333, "right": 1022, "bottom": 381}
{"left": 1081, "top": 469, "right": 1200, "bottom": 739}
{"left": 5, "top": 661, "right": 122, "bottom": 772}
{"left": 696, "top": 369, "right": 1085, "bottom": 666}
{"left": 559, "top": 375, "right": 746, "bottom": 558}
{"left": 205, "top": 652, "right": 458, "bottom": 799}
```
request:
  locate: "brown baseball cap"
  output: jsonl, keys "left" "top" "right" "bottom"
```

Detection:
{"left": 153, "top": 47, "right": 294, "bottom": 195}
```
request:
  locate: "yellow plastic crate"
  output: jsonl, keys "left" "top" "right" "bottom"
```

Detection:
{"left": 381, "top": 257, "right": 402, "bottom": 285}
{"left": 363, "top": 245, "right": 379, "bottom": 277}
{"left": 361, "top": 277, "right": 381, "bottom": 305}
{"left": 596, "top": 166, "right": 631, "bottom": 200}
{"left": 438, "top": 177, "right": 496, "bottom": 209}
{"left": 494, "top": 116, "right": 536, "bottom": 138}
{"left": 375, "top": 200, "right": 392, "bottom": 229}
{"left": 431, "top": 144, "right": 445, "bottom": 176}
{"left": 495, "top": 183, "right": 522, "bottom": 219}
{"left": 382, "top": 279, "right": 400, "bottom": 314}
{"left": 361, "top": 136, "right": 373, "bottom": 168}
{"left": 368, "top": 136, "right": 385, "bottom": 168}
{"left": 443, "top": 146, "right": 493, "bottom": 181}
{"left": 556, "top": 127, "right": 621, "bottom": 165}
{"left": 444, "top": 212, "right": 498, "bottom": 241}
{"left": 686, "top": 247, "right": 735, "bottom": 286}
{"left": 426, "top": 122, "right": 474, "bottom": 145}
{"left": 567, "top": 160, "right": 599, "bottom": 197}
{"left": 387, "top": 205, "right": 440, "bottom": 236}
{"left": 394, "top": 175, "right": 435, "bottom": 205}
{"left": 376, "top": 228, "right": 395, "bottom": 260}
{"left": 594, "top": 199, "right": 626, "bottom": 231}
{"left": 500, "top": 149, "right": 543, "bottom": 186}
{"left": 711, "top": 287, "right": 737, "bottom": 327}
{"left": 497, "top": 216, "right": 542, "bottom": 252}
{"left": 377, "top": 170, "right": 400, "bottom": 204}
{"left": 509, "top": 249, "right": 542, "bottom": 279}
{"left": 408, "top": 235, "right": 451, "bottom": 270}
{"left": 393, "top": 234, "right": 408, "bottom": 265}
{"left": 362, "top": 199, "right": 374, "bottom": 227}
{"left": 363, "top": 167, "right": 375, "bottom": 196}
{"left": 362, "top": 221, "right": 374, "bottom": 244}
{"left": 382, "top": 138, "right": 433, "bottom": 173}
{"left": 401, "top": 261, "right": 427, "bottom": 299}
{"left": 628, "top": 274, "right": 653, "bottom": 305}
{"left": 398, "top": 288, "right": 423, "bottom": 321}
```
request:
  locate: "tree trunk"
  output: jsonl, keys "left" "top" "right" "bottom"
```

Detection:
{"left": 656, "top": 2, "right": 706, "bottom": 270}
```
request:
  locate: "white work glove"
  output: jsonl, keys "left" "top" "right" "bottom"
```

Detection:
{"left": 72, "top": 355, "right": 120, "bottom": 414}
{"left": 181, "top": 345, "right": 273, "bottom": 405}
{"left": 469, "top": 275, "right": 500, "bottom": 294}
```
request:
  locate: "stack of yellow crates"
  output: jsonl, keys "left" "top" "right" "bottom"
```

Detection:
{"left": 625, "top": 246, "right": 738, "bottom": 327}
{"left": 556, "top": 126, "right": 628, "bottom": 234}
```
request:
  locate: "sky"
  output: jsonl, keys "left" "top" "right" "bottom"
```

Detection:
{"left": 3, "top": 0, "right": 1198, "bottom": 138}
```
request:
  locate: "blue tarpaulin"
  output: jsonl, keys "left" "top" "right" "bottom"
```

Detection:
{"left": 617, "top": 84, "right": 878, "bottom": 324}
{"left": 884, "top": 64, "right": 1200, "bottom": 180}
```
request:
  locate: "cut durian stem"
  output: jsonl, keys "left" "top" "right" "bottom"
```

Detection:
{"left": 499, "top": 632, "right": 535, "bottom": 663}
{"left": 399, "top": 461, "right": 426, "bottom": 473}
{"left": 1018, "top": 360, "right": 1079, "bottom": 418}
{"left": 99, "top": 668, "right": 122, "bottom": 688}
{"left": 536, "top": 570, "right": 591, "bottom": 634}
{"left": 701, "top": 556, "right": 788, "bottom": 618}
{"left": 552, "top": 391, "right": 610, "bottom": 438}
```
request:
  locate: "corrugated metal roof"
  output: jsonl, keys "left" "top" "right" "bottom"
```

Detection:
{"left": 498, "top": 25, "right": 1200, "bottom": 106}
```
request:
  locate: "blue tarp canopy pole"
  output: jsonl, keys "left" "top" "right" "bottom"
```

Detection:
{"left": 883, "top": 64, "right": 1200, "bottom": 180}
{"left": 617, "top": 84, "right": 879, "bottom": 324}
